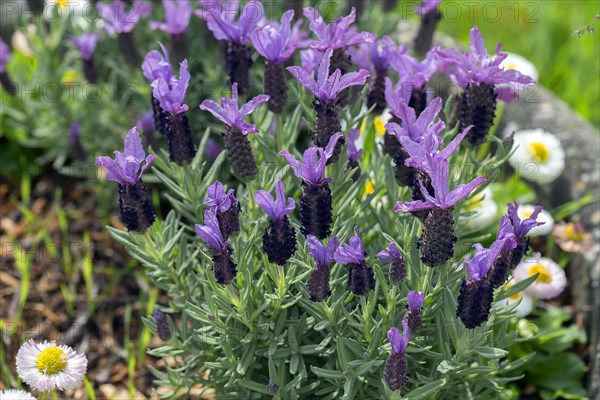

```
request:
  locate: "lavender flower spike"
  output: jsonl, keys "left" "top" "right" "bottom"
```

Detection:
{"left": 335, "top": 227, "right": 375, "bottom": 296}
{"left": 416, "top": 0, "right": 442, "bottom": 15}
{"left": 142, "top": 43, "right": 172, "bottom": 83}
{"left": 96, "top": 128, "right": 156, "bottom": 232}
{"left": 306, "top": 235, "right": 339, "bottom": 302}
{"left": 256, "top": 180, "right": 297, "bottom": 265}
{"left": 205, "top": 181, "right": 241, "bottom": 239}
{"left": 151, "top": 0, "right": 191, "bottom": 35}
{"left": 303, "top": 7, "right": 375, "bottom": 52}
{"left": 377, "top": 242, "right": 406, "bottom": 285}
{"left": 200, "top": 83, "right": 269, "bottom": 179}
{"left": 413, "top": 0, "right": 442, "bottom": 55}
{"left": 405, "top": 290, "right": 424, "bottom": 332}
{"left": 152, "top": 59, "right": 190, "bottom": 115}
{"left": 384, "top": 319, "right": 410, "bottom": 391}
{"left": 0, "top": 38, "right": 16, "bottom": 95}
{"left": 195, "top": 209, "right": 237, "bottom": 284}
{"left": 506, "top": 201, "right": 544, "bottom": 267}
{"left": 70, "top": 33, "right": 99, "bottom": 61}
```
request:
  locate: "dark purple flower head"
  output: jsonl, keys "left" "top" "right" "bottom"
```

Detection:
{"left": 307, "top": 235, "right": 339, "bottom": 266}
{"left": 303, "top": 7, "right": 375, "bottom": 51}
{"left": 506, "top": 201, "right": 544, "bottom": 239}
{"left": 96, "top": 127, "right": 156, "bottom": 185}
{"left": 385, "top": 96, "right": 444, "bottom": 143}
{"left": 346, "top": 129, "right": 363, "bottom": 163}
{"left": 136, "top": 110, "right": 155, "bottom": 133}
{"left": 69, "top": 121, "right": 81, "bottom": 143}
{"left": 0, "top": 38, "right": 10, "bottom": 73}
{"left": 250, "top": 10, "right": 299, "bottom": 65}
{"left": 142, "top": 43, "right": 172, "bottom": 83}
{"left": 200, "top": 83, "right": 269, "bottom": 134}
{"left": 204, "top": 181, "right": 236, "bottom": 213}
{"left": 377, "top": 242, "right": 402, "bottom": 262}
{"left": 195, "top": 208, "right": 228, "bottom": 251}
{"left": 407, "top": 290, "right": 424, "bottom": 312}
{"left": 151, "top": 59, "right": 190, "bottom": 114}
{"left": 255, "top": 180, "right": 296, "bottom": 221}
{"left": 196, "top": 0, "right": 264, "bottom": 44}
{"left": 434, "top": 26, "right": 535, "bottom": 102}
{"left": 151, "top": 0, "right": 192, "bottom": 34}
{"left": 387, "top": 319, "right": 410, "bottom": 354}
{"left": 205, "top": 138, "right": 223, "bottom": 161}
{"left": 334, "top": 227, "right": 365, "bottom": 265}
{"left": 287, "top": 49, "right": 370, "bottom": 104}
{"left": 97, "top": 0, "right": 151, "bottom": 34}
{"left": 279, "top": 132, "right": 343, "bottom": 186}
{"left": 70, "top": 33, "right": 100, "bottom": 61}
{"left": 416, "top": 0, "right": 442, "bottom": 15}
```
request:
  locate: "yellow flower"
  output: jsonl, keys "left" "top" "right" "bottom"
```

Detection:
{"left": 364, "top": 180, "right": 375, "bottom": 195}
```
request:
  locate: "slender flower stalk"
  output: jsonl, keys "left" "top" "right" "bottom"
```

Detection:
{"left": 346, "top": 128, "right": 363, "bottom": 181}
{"left": 96, "top": 129, "right": 156, "bottom": 232}
{"left": 204, "top": 181, "right": 241, "bottom": 240}
{"left": 195, "top": 208, "right": 237, "bottom": 285}
{"left": 0, "top": 38, "right": 16, "bottom": 95}
{"left": 334, "top": 227, "right": 375, "bottom": 297}
{"left": 69, "top": 33, "right": 100, "bottom": 83}
{"left": 250, "top": 10, "right": 301, "bottom": 113}
{"left": 287, "top": 49, "right": 369, "bottom": 162}
{"left": 404, "top": 291, "right": 424, "bottom": 332}
{"left": 151, "top": 59, "right": 196, "bottom": 164}
{"left": 413, "top": 0, "right": 442, "bottom": 56}
{"left": 306, "top": 235, "right": 339, "bottom": 301}
{"left": 200, "top": 83, "right": 269, "bottom": 179}
{"left": 151, "top": 0, "right": 192, "bottom": 61}
{"left": 97, "top": 0, "right": 151, "bottom": 66}
{"left": 255, "top": 180, "right": 297, "bottom": 265}
{"left": 434, "top": 26, "right": 535, "bottom": 145}
{"left": 384, "top": 319, "right": 410, "bottom": 391}
{"left": 280, "top": 132, "right": 342, "bottom": 239}
{"left": 377, "top": 242, "right": 406, "bottom": 285}
{"left": 196, "top": 0, "right": 264, "bottom": 94}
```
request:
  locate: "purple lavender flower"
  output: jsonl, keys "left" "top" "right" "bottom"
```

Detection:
{"left": 287, "top": 49, "right": 370, "bottom": 105}
{"left": 151, "top": 0, "right": 192, "bottom": 35}
{"left": 195, "top": 208, "right": 237, "bottom": 284}
{"left": 299, "top": 48, "right": 323, "bottom": 75}
{"left": 405, "top": 290, "right": 424, "bottom": 332}
{"left": 256, "top": 180, "right": 297, "bottom": 265}
{"left": 415, "top": 0, "right": 442, "bottom": 15}
{"left": 306, "top": 235, "right": 339, "bottom": 301}
{"left": 335, "top": 227, "right": 375, "bottom": 296}
{"left": 96, "top": 128, "right": 156, "bottom": 186}
{"left": 154, "top": 309, "right": 171, "bottom": 341}
{"left": 196, "top": 0, "right": 264, "bottom": 44}
{"left": 151, "top": 60, "right": 190, "bottom": 115}
{"left": 97, "top": 0, "right": 151, "bottom": 34}
{"left": 303, "top": 7, "right": 375, "bottom": 51}
{"left": 142, "top": 44, "right": 172, "bottom": 83}
{"left": 205, "top": 181, "right": 240, "bottom": 239}
{"left": 505, "top": 201, "right": 544, "bottom": 267}
{"left": 0, "top": 38, "right": 16, "bottom": 95}
{"left": 69, "top": 33, "right": 100, "bottom": 61}
{"left": 200, "top": 83, "right": 269, "bottom": 135}
{"left": 307, "top": 235, "right": 339, "bottom": 266}
{"left": 96, "top": 128, "right": 156, "bottom": 232}
{"left": 255, "top": 180, "right": 296, "bottom": 221}
{"left": 280, "top": 132, "right": 343, "bottom": 187}
{"left": 250, "top": 10, "right": 299, "bottom": 65}
{"left": 377, "top": 242, "right": 406, "bottom": 285}
{"left": 384, "top": 319, "right": 410, "bottom": 391}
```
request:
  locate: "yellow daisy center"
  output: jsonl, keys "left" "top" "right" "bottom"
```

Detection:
{"left": 528, "top": 142, "right": 550, "bottom": 163}
{"left": 36, "top": 347, "right": 67, "bottom": 375}
{"left": 464, "top": 192, "right": 485, "bottom": 211}
{"left": 364, "top": 180, "right": 375, "bottom": 195}
{"left": 374, "top": 116, "right": 386, "bottom": 137}
{"left": 57, "top": 0, "right": 69, "bottom": 8}
{"left": 528, "top": 264, "right": 552, "bottom": 284}
{"left": 564, "top": 223, "right": 585, "bottom": 242}
{"left": 504, "top": 62, "right": 518, "bottom": 71}
{"left": 519, "top": 209, "right": 534, "bottom": 219}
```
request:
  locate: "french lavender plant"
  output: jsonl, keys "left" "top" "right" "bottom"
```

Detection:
{"left": 413, "top": 0, "right": 443, "bottom": 56}
{"left": 69, "top": 33, "right": 100, "bottom": 83}
{"left": 404, "top": 290, "right": 425, "bottom": 332}
{"left": 200, "top": 83, "right": 269, "bottom": 179}
{"left": 97, "top": 0, "right": 151, "bottom": 66}
{"left": 96, "top": 128, "right": 156, "bottom": 232}
{"left": 384, "top": 319, "right": 410, "bottom": 391}
{"left": 435, "top": 26, "right": 535, "bottom": 145}
{"left": 151, "top": 59, "right": 197, "bottom": 164}
{"left": 150, "top": 0, "right": 192, "bottom": 61}
{"left": 204, "top": 181, "right": 241, "bottom": 240}
{"left": 142, "top": 44, "right": 171, "bottom": 137}
{"left": 0, "top": 38, "right": 16, "bottom": 95}
{"left": 280, "top": 132, "right": 342, "bottom": 239}
{"left": 334, "top": 227, "right": 375, "bottom": 297}
{"left": 377, "top": 242, "right": 406, "bottom": 285}
{"left": 287, "top": 49, "right": 369, "bottom": 162}
{"left": 195, "top": 208, "right": 237, "bottom": 285}
{"left": 255, "top": 180, "right": 297, "bottom": 265}
{"left": 250, "top": 10, "right": 301, "bottom": 113}
{"left": 306, "top": 235, "right": 339, "bottom": 302}
{"left": 196, "top": 0, "right": 264, "bottom": 95}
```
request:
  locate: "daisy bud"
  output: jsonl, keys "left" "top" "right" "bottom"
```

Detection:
{"left": 154, "top": 309, "right": 171, "bottom": 341}
{"left": 460, "top": 83, "right": 497, "bottom": 146}
{"left": 255, "top": 181, "right": 297, "bottom": 266}
{"left": 225, "top": 42, "right": 252, "bottom": 96}
{"left": 418, "top": 208, "right": 457, "bottom": 267}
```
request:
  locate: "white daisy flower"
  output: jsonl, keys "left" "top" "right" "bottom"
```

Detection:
{"left": 508, "top": 129, "right": 565, "bottom": 184}
{"left": 500, "top": 52, "right": 539, "bottom": 82}
{"left": 517, "top": 204, "right": 554, "bottom": 236}
{"left": 16, "top": 339, "right": 87, "bottom": 392}
{"left": 513, "top": 254, "right": 567, "bottom": 300}
{"left": 495, "top": 279, "right": 534, "bottom": 317}
{"left": 0, "top": 389, "right": 37, "bottom": 400}
{"left": 459, "top": 187, "right": 498, "bottom": 230}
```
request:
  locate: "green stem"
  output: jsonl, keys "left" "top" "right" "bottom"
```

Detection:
{"left": 272, "top": 265, "right": 286, "bottom": 319}
{"left": 360, "top": 296, "right": 372, "bottom": 342}
{"left": 275, "top": 113, "right": 283, "bottom": 151}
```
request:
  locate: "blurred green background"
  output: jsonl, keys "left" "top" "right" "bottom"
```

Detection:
{"left": 437, "top": 0, "right": 600, "bottom": 128}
